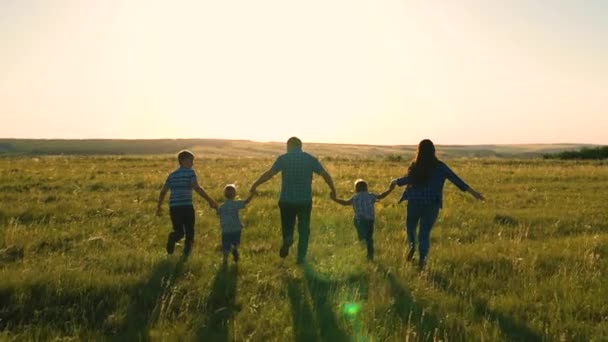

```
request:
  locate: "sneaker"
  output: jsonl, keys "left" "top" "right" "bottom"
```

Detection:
{"left": 166, "top": 237, "right": 175, "bottom": 255}
{"left": 279, "top": 245, "right": 289, "bottom": 258}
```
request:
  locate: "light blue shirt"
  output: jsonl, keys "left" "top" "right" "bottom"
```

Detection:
{"left": 217, "top": 200, "right": 247, "bottom": 233}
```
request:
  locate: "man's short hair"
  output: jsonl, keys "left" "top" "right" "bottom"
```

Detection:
{"left": 355, "top": 179, "right": 368, "bottom": 192}
{"left": 177, "top": 150, "right": 194, "bottom": 164}
{"left": 287, "top": 137, "right": 302, "bottom": 150}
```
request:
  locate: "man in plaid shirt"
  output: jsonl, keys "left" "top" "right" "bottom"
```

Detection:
{"left": 250, "top": 137, "right": 336, "bottom": 264}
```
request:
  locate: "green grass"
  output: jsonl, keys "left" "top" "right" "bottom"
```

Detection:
{"left": 1, "top": 156, "right": 607, "bottom": 341}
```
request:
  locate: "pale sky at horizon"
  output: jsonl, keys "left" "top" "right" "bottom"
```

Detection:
{"left": 1, "top": 0, "right": 607, "bottom": 145}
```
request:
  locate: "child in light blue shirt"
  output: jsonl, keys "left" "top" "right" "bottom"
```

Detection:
{"left": 331, "top": 179, "right": 395, "bottom": 260}
{"left": 217, "top": 184, "right": 254, "bottom": 264}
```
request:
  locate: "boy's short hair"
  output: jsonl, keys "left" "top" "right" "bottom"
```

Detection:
{"left": 355, "top": 179, "right": 368, "bottom": 192}
{"left": 224, "top": 184, "right": 237, "bottom": 198}
{"left": 177, "top": 150, "right": 194, "bottom": 165}
{"left": 287, "top": 137, "right": 302, "bottom": 150}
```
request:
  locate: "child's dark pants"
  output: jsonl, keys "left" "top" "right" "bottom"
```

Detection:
{"left": 169, "top": 206, "right": 195, "bottom": 256}
{"left": 354, "top": 217, "right": 374, "bottom": 259}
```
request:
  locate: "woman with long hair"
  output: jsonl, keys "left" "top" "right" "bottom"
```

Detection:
{"left": 392, "top": 139, "right": 484, "bottom": 269}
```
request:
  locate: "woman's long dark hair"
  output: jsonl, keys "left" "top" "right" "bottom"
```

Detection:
{"left": 407, "top": 139, "right": 439, "bottom": 186}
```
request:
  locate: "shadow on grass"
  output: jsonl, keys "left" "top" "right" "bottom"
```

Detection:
{"left": 287, "top": 277, "right": 321, "bottom": 342}
{"left": 193, "top": 264, "right": 239, "bottom": 342}
{"left": 117, "top": 256, "right": 186, "bottom": 341}
{"left": 429, "top": 272, "right": 542, "bottom": 341}
{"left": 286, "top": 263, "right": 356, "bottom": 341}
{"left": 376, "top": 264, "right": 442, "bottom": 341}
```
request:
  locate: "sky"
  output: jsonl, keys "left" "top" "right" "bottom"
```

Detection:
{"left": 1, "top": 0, "right": 607, "bottom": 145}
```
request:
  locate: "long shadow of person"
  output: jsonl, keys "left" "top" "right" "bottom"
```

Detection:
{"left": 376, "top": 264, "right": 442, "bottom": 341}
{"left": 429, "top": 271, "right": 542, "bottom": 341}
{"left": 193, "top": 264, "right": 239, "bottom": 341}
{"left": 117, "top": 256, "right": 187, "bottom": 340}
{"left": 300, "top": 263, "right": 352, "bottom": 342}
{"left": 286, "top": 277, "right": 321, "bottom": 341}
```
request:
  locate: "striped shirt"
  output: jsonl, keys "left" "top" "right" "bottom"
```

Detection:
{"left": 395, "top": 161, "right": 469, "bottom": 208}
{"left": 164, "top": 167, "right": 197, "bottom": 208}
{"left": 351, "top": 192, "right": 377, "bottom": 220}
{"left": 271, "top": 148, "right": 324, "bottom": 204}
{"left": 217, "top": 200, "right": 246, "bottom": 233}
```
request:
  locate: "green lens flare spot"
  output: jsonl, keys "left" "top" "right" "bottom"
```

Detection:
{"left": 342, "top": 302, "right": 362, "bottom": 317}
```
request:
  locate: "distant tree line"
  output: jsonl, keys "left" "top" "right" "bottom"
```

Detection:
{"left": 543, "top": 146, "right": 608, "bottom": 160}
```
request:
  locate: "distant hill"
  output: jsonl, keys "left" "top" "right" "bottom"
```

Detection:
{"left": 0, "top": 139, "right": 595, "bottom": 159}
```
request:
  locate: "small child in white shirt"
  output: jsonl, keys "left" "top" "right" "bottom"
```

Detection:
{"left": 216, "top": 184, "right": 254, "bottom": 264}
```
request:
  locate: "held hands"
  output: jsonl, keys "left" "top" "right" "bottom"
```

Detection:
{"left": 209, "top": 200, "right": 219, "bottom": 209}
{"left": 470, "top": 189, "right": 485, "bottom": 201}
{"left": 389, "top": 179, "right": 397, "bottom": 190}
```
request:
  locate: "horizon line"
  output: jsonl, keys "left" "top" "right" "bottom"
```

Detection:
{"left": 0, "top": 137, "right": 602, "bottom": 147}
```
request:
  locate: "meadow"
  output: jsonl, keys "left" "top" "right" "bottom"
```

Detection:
{"left": 1, "top": 155, "right": 607, "bottom": 341}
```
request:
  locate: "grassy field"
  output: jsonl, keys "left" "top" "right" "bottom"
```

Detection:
{"left": 1, "top": 155, "right": 607, "bottom": 341}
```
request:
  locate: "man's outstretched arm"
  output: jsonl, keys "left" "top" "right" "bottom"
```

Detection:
{"left": 250, "top": 168, "right": 278, "bottom": 193}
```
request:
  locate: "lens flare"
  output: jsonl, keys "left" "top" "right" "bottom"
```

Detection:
{"left": 341, "top": 302, "right": 361, "bottom": 318}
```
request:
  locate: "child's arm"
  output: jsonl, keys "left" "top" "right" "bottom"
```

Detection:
{"left": 156, "top": 184, "right": 169, "bottom": 216}
{"left": 375, "top": 180, "right": 397, "bottom": 200}
{"left": 330, "top": 192, "right": 352, "bottom": 206}
{"left": 193, "top": 182, "right": 218, "bottom": 209}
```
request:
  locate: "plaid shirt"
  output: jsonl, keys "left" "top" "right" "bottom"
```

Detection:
{"left": 396, "top": 161, "right": 469, "bottom": 208}
{"left": 351, "top": 192, "right": 377, "bottom": 220}
{"left": 271, "top": 148, "right": 324, "bottom": 204}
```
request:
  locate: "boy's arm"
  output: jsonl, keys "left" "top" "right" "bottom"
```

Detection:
{"left": 156, "top": 184, "right": 169, "bottom": 216}
{"left": 375, "top": 181, "right": 397, "bottom": 200}
{"left": 330, "top": 192, "right": 352, "bottom": 206}
{"left": 193, "top": 182, "right": 218, "bottom": 209}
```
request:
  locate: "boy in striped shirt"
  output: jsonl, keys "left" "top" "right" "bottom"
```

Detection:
{"left": 331, "top": 179, "right": 395, "bottom": 260}
{"left": 156, "top": 150, "right": 218, "bottom": 257}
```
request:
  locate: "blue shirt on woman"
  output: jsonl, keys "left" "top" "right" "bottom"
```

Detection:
{"left": 395, "top": 161, "right": 469, "bottom": 208}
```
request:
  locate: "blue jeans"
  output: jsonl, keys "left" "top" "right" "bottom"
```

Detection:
{"left": 406, "top": 203, "right": 440, "bottom": 263}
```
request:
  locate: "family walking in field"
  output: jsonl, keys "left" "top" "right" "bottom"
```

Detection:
{"left": 156, "top": 137, "right": 484, "bottom": 269}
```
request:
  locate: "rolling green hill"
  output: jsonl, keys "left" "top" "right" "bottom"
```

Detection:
{"left": 0, "top": 139, "right": 594, "bottom": 159}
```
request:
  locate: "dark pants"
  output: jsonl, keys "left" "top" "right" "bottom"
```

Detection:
{"left": 169, "top": 206, "right": 195, "bottom": 256}
{"left": 221, "top": 231, "right": 241, "bottom": 253}
{"left": 354, "top": 217, "right": 374, "bottom": 259}
{"left": 406, "top": 203, "right": 440, "bottom": 264}
{"left": 279, "top": 201, "right": 312, "bottom": 263}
